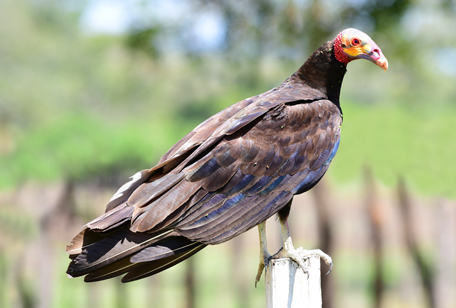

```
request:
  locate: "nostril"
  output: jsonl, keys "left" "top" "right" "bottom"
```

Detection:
{"left": 372, "top": 49, "right": 380, "bottom": 60}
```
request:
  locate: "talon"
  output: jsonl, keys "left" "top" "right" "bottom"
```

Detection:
{"left": 255, "top": 260, "right": 264, "bottom": 287}
{"left": 255, "top": 255, "right": 270, "bottom": 287}
{"left": 315, "top": 249, "right": 333, "bottom": 275}
{"left": 325, "top": 262, "right": 333, "bottom": 275}
{"left": 295, "top": 258, "right": 309, "bottom": 279}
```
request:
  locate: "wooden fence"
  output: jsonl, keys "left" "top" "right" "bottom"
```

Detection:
{"left": 0, "top": 171, "right": 455, "bottom": 308}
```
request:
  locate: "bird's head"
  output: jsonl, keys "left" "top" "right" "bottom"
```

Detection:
{"left": 334, "top": 28, "right": 388, "bottom": 71}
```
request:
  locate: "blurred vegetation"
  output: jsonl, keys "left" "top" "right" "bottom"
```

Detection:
{"left": 1, "top": 0, "right": 455, "bottom": 197}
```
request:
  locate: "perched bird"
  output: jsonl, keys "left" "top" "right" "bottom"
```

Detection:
{"left": 66, "top": 28, "right": 388, "bottom": 285}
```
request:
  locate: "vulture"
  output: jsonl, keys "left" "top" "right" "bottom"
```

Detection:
{"left": 66, "top": 28, "right": 388, "bottom": 285}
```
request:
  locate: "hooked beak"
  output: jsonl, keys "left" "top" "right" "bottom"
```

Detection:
{"left": 362, "top": 40, "right": 388, "bottom": 71}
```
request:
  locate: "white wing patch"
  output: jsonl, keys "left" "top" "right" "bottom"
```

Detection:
{"left": 109, "top": 172, "right": 143, "bottom": 202}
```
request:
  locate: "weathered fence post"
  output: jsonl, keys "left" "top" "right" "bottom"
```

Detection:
{"left": 265, "top": 255, "right": 322, "bottom": 308}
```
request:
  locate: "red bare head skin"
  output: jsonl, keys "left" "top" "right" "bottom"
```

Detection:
{"left": 334, "top": 28, "right": 388, "bottom": 71}
{"left": 334, "top": 32, "right": 352, "bottom": 65}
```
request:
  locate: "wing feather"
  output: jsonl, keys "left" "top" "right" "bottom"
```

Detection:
{"left": 206, "top": 191, "right": 294, "bottom": 244}
{"left": 131, "top": 180, "right": 201, "bottom": 232}
{"left": 128, "top": 173, "right": 185, "bottom": 209}
{"left": 200, "top": 165, "right": 238, "bottom": 191}
{"left": 171, "top": 100, "right": 341, "bottom": 244}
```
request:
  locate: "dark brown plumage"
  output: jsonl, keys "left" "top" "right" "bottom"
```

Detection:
{"left": 66, "top": 28, "right": 387, "bottom": 283}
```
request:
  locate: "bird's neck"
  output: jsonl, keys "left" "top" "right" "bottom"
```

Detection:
{"left": 291, "top": 41, "right": 347, "bottom": 105}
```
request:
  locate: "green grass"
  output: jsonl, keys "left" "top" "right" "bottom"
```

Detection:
{"left": 331, "top": 102, "right": 456, "bottom": 197}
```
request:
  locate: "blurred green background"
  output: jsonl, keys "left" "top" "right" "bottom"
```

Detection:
{"left": 1, "top": 0, "right": 455, "bottom": 308}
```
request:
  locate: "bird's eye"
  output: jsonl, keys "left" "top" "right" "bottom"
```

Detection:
{"left": 351, "top": 38, "right": 360, "bottom": 46}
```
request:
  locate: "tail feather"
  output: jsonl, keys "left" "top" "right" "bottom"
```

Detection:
{"left": 66, "top": 228, "right": 106, "bottom": 257}
{"left": 130, "top": 236, "right": 200, "bottom": 263}
{"left": 66, "top": 226, "right": 172, "bottom": 278}
{"left": 84, "top": 237, "right": 205, "bottom": 283}
{"left": 66, "top": 225, "right": 205, "bottom": 283}
{"left": 84, "top": 257, "right": 138, "bottom": 282}
{"left": 122, "top": 242, "right": 206, "bottom": 283}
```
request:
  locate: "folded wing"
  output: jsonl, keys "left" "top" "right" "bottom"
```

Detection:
{"left": 66, "top": 82, "right": 341, "bottom": 282}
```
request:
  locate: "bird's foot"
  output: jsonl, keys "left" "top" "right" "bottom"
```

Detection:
{"left": 255, "top": 250, "right": 271, "bottom": 288}
{"left": 271, "top": 237, "right": 333, "bottom": 278}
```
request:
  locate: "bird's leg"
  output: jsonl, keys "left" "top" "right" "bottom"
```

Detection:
{"left": 271, "top": 202, "right": 333, "bottom": 277}
{"left": 255, "top": 221, "right": 271, "bottom": 287}
{"left": 271, "top": 209, "right": 309, "bottom": 276}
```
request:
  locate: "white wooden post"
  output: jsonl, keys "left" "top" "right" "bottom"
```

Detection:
{"left": 265, "top": 255, "right": 322, "bottom": 308}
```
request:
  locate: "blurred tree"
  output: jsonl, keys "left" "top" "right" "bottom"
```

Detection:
{"left": 125, "top": 26, "right": 161, "bottom": 59}
{"left": 124, "top": 0, "right": 414, "bottom": 61}
{"left": 1, "top": 0, "right": 456, "bottom": 195}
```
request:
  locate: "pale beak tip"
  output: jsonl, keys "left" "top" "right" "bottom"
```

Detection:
{"left": 378, "top": 57, "right": 388, "bottom": 71}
